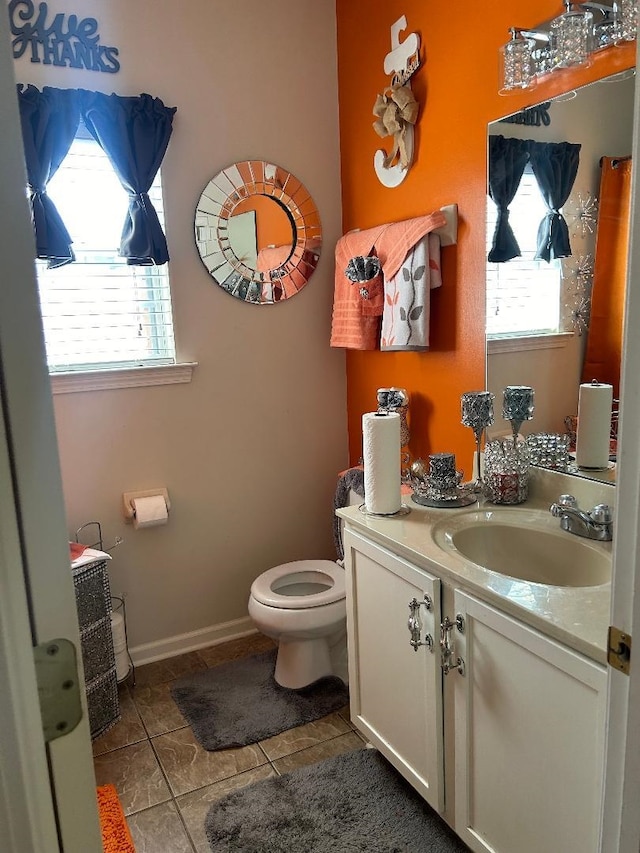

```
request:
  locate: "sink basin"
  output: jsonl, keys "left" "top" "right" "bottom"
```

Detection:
{"left": 432, "top": 510, "right": 611, "bottom": 587}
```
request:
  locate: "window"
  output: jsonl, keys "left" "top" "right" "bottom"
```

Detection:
{"left": 36, "top": 133, "right": 176, "bottom": 373}
{"left": 486, "top": 166, "right": 564, "bottom": 339}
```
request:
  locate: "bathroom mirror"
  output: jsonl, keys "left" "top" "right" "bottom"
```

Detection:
{"left": 195, "top": 160, "right": 322, "bottom": 304}
{"left": 486, "top": 69, "right": 635, "bottom": 484}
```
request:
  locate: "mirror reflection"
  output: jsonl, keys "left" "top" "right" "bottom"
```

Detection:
{"left": 486, "top": 70, "right": 635, "bottom": 484}
{"left": 195, "top": 160, "right": 322, "bottom": 304}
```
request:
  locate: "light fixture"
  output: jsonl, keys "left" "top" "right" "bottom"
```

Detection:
{"left": 499, "top": 28, "right": 536, "bottom": 93}
{"left": 615, "top": 0, "right": 640, "bottom": 41}
{"left": 551, "top": 2, "right": 594, "bottom": 68}
{"left": 499, "top": 1, "right": 634, "bottom": 94}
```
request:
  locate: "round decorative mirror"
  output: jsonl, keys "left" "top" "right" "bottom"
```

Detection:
{"left": 194, "top": 160, "right": 322, "bottom": 303}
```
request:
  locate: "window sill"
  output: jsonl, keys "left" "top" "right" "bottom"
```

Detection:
{"left": 487, "top": 332, "right": 574, "bottom": 355}
{"left": 49, "top": 362, "right": 197, "bottom": 394}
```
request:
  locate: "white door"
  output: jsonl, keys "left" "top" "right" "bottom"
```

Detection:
{"left": 600, "top": 45, "right": 640, "bottom": 853}
{"left": 0, "top": 11, "right": 102, "bottom": 853}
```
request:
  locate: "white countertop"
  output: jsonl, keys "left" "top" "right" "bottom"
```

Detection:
{"left": 337, "top": 468, "right": 615, "bottom": 665}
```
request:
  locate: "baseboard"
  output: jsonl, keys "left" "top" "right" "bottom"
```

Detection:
{"left": 128, "top": 616, "right": 256, "bottom": 667}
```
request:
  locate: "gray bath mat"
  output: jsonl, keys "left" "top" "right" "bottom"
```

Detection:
{"left": 170, "top": 649, "right": 348, "bottom": 750}
{"left": 205, "top": 747, "right": 470, "bottom": 852}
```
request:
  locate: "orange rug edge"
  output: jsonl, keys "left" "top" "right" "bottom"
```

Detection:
{"left": 97, "top": 784, "right": 136, "bottom": 853}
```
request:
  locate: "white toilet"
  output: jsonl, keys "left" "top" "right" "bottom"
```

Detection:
{"left": 248, "top": 559, "right": 347, "bottom": 689}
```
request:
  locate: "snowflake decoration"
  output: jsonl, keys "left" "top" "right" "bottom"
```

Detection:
{"left": 562, "top": 253, "right": 594, "bottom": 291}
{"left": 569, "top": 294, "right": 591, "bottom": 335}
{"left": 560, "top": 253, "right": 595, "bottom": 335}
{"left": 566, "top": 192, "right": 598, "bottom": 238}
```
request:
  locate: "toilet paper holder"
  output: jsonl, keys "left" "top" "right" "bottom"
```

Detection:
{"left": 122, "top": 489, "right": 171, "bottom": 522}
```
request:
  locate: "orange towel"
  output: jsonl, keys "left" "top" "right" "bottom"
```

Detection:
{"left": 374, "top": 211, "right": 446, "bottom": 280}
{"left": 330, "top": 224, "right": 387, "bottom": 349}
{"left": 330, "top": 211, "right": 447, "bottom": 350}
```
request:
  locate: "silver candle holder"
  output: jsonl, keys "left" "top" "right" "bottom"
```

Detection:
{"left": 377, "top": 387, "right": 410, "bottom": 447}
{"left": 408, "top": 453, "right": 474, "bottom": 507}
{"left": 461, "top": 391, "right": 495, "bottom": 493}
{"left": 502, "top": 385, "right": 535, "bottom": 444}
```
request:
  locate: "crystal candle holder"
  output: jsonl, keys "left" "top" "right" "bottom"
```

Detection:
{"left": 461, "top": 391, "right": 495, "bottom": 492}
{"left": 377, "top": 387, "right": 410, "bottom": 447}
{"left": 525, "top": 433, "right": 571, "bottom": 471}
{"left": 502, "top": 385, "right": 535, "bottom": 443}
{"left": 484, "top": 439, "right": 530, "bottom": 505}
{"left": 429, "top": 452, "right": 456, "bottom": 481}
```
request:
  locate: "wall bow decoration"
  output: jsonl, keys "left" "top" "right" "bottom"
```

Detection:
{"left": 372, "top": 16, "right": 421, "bottom": 188}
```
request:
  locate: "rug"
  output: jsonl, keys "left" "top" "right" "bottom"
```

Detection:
{"left": 97, "top": 784, "right": 135, "bottom": 853}
{"left": 170, "top": 649, "right": 349, "bottom": 750}
{"left": 205, "top": 748, "right": 470, "bottom": 853}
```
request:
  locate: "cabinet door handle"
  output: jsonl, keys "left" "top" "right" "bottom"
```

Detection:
{"left": 440, "top": 615, "right": 465, "bottom": 675}
{"left": 408, "top": 598, "right": 434, "bottom": 652}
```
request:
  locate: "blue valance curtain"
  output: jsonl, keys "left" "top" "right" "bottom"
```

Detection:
{"left": 16, "top": 85, "right": 176, "bottom": 267}
{"left": 488, "top": 135, "right": 581, "bottom": 264}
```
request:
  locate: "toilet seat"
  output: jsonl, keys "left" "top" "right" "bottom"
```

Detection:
{"left": 250, "top": 560, "right": 345, "bottom": 609}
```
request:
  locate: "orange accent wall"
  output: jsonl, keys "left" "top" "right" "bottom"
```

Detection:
{"left": 336, "top": 0, "right": 634, "bottom": 474}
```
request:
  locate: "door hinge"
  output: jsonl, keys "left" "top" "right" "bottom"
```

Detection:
{"left": 607, "top": 625, "right": 631, "bottom": 675}
{"left": 33, "top": 638, "right": 83, "bottom": 742}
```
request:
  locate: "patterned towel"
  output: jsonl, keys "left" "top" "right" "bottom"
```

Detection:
{"left": 381, "top": 232, "right": 442, "bottom": 351}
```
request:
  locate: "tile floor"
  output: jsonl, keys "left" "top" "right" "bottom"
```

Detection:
{"left": 93, "top": 634, "right": 366, "bottom": 853}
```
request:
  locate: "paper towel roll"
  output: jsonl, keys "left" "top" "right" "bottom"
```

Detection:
{"left": 575, "top": 381, "right": 613, "bottom": 469}
{"left": 362, "top": 411, "right": 401, "bottom": 514}
{"left": 132, "top": 494, "right": 169, "bottom": 529}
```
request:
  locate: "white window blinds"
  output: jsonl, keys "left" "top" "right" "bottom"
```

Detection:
{"left": 36, "top": 136, "right": 176, "bottom": 373}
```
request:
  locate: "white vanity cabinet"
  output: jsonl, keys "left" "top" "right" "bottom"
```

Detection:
{"left": 343, "top": 529, "right": 445, "bottom": 812}
{"left": 343, "top": 527, "right": 608, "bottom": 853}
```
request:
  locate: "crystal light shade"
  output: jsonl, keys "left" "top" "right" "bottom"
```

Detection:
{"left": 615, "top": 0, "right": 639, "bottom": 41}
{"left": 550, "top": 5, "right": 594, "bottom": 68}
{"left": 499, "top": 29, "right": 536, "bottom": 92}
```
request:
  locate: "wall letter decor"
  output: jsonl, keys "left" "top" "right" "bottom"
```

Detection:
{"left": 9, "top": 0, "right": 120, "bottom": 73}
{"left": 372, "top": 15, "right": 421, "bottom": 188}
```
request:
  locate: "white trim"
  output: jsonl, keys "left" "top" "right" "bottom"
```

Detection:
{"left": 0, "top": 403, "right": 60, "bottom": 853}
{"left": 601, "top": 43, "right": 640, "bottom": 853}
{"left": 129, "top": 615, "right": 256, "bottom": 667}
{"left": 50, "top": 362, "right": 197, "bottom": 394}
{"left": 487, "top": 332, "right": 574, "bottom": 354}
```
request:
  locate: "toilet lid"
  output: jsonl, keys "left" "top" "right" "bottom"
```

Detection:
{"left": 250, "top": 560, "right": 345, "bottom": 609}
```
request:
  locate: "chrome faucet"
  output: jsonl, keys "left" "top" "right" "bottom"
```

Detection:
{"left": 549, "top": 494, "right": 613, "bottom": 541}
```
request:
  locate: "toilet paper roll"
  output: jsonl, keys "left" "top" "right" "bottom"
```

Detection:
{"left": 362, "top": 411, "right": 401, "bottom": 514}
{"left": 132, "top": 494, "right": 169, "bottom": 529}
{"left": 111, "top": 611, "right": 126, "bottom": 647}
{"left": 575, "top": 381, "right": 613, "bottom": 470}
{"left": 115, "top": 649, "right": 130, "bottom": 681}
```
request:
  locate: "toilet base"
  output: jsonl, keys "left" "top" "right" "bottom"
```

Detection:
{"left": 275, "top": 637, "right": 333, "bottom": 689}
{"left": 273, "top": 627, "right": 347, "bottom": 690}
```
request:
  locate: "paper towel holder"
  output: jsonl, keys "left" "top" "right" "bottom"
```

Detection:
{"left": 122, "top": 489, "right": 171, "bottom": 523}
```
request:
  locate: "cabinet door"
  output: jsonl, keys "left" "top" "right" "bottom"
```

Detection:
{"left": 344, "top": 529, "right": 444, "bottom": 812}
{"left": 454, "top": 590, "right": 607, "bottom": 853}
